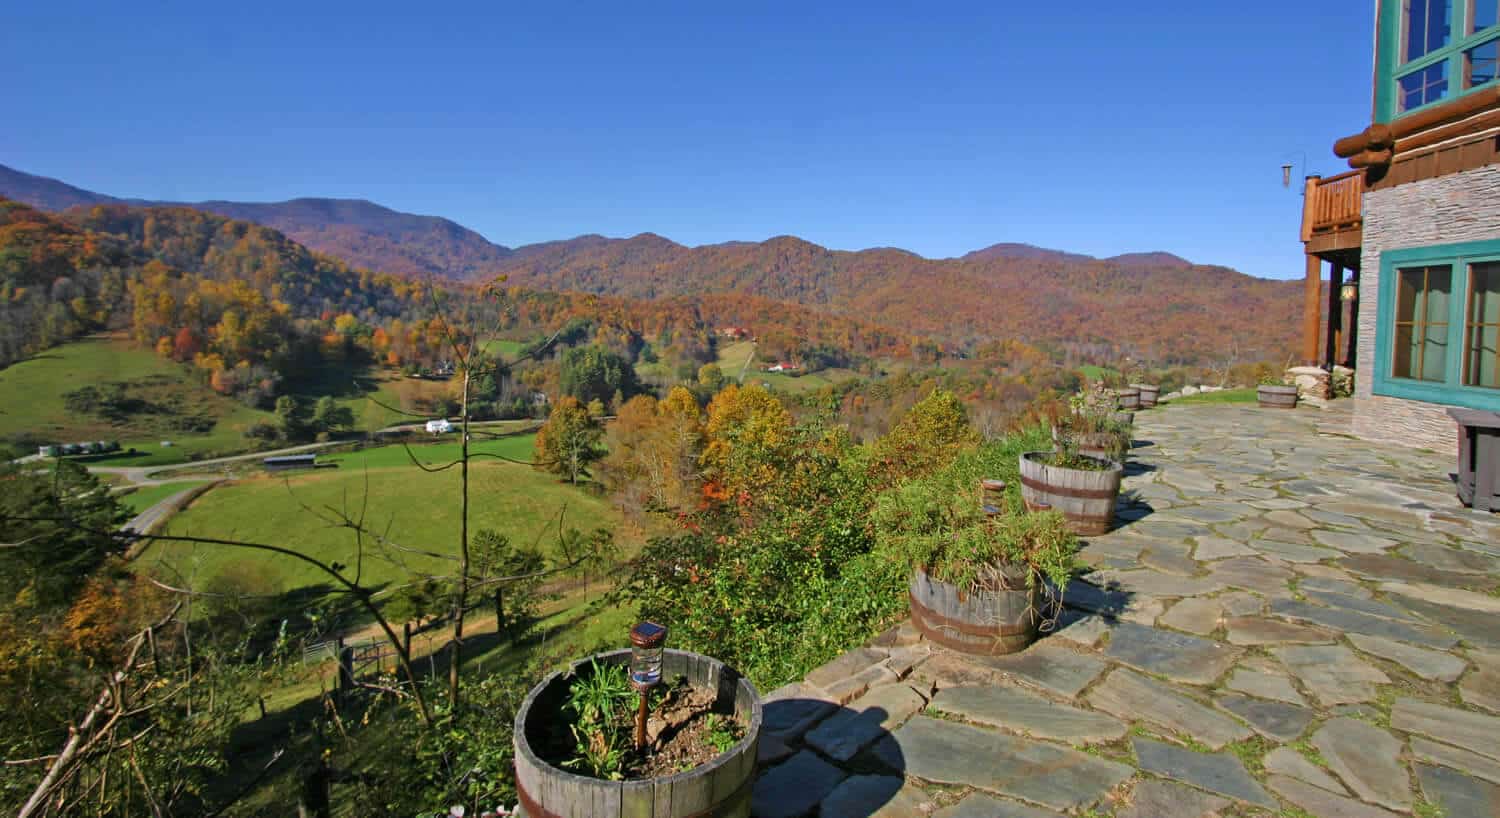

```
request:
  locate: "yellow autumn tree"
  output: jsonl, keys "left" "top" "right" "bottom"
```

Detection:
{"left": 701, "top": 383, "right": 794, "bottom": 507}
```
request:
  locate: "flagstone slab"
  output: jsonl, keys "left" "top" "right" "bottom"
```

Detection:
{"left": 1298, "top": 575, "right": 1373, "bottom": 598}
{"left": 1272, "top": 645, "right": 1391, "bottom": 706}
{"left": 1131, "top": 737, "right": 1276, "bottom": 808}
{"left": 806, "top": 684, "right": 926, "bottom": 762}
{"left": 1158, "top": 597, "right": 1221, "bottom": 635}
{"left": 1141, "top": 547, "right": 1201, "bottom": 577}
{"left": 1269, "top": 599, "right": 1458, "bottom": 649}
{"left": 1206, "top": 556, "right": 1294, "bottom": 595}
{"left": 1265, "top": 509, "right": 1317, "bottom": 529}
{"left": 1311, "top": 529, "right": 1398, "bottom": 554}
{"left": 1339, "top": 554, "right": 1483, "bottom": 589}
{"left": 806, "top": 647, "right": 889, "bottom": 690}
{"left": 1116, "top": 779, "right": 1230, "bottom": 818}
{"left": 977, "top": 641, "right": 1107, "bottom": 700}
{"left": 932, "top": 794, "right": 1061, "bottom": 818}
{"left": 1379, "top": 581, "right": 1500, "bottom": 614}
{"left": 1266, "top": 775, "right": 1404, "bottom": 818}
{"left": 1461, "top": 662, "right": 1500, "bottom": 714}
{"left": 1391, "top": 698, "right": 1500, "bottom": 762}
{"left": 1224, "top": 667, "right": 1306, "bottom": 705}
{"left": 1400, "top": 543, "right": 1500, "bottom": 574}
{"left": 820, "top": 775, "right": 931, "bottom": 818}
{"left": 1304, "top": 589, "right": 1423, "bottom": 623}
{"left": 1224, "top": 616, "right": 1337, "bottom": 646}
{"left": 879, "top": 716, "right": 1133, "bottom": 811}
{"left": 752, "top": 750, "right": 848, "bottom": 818}
{"left": 1346, "top": 633, "right": 1467, "bottom": 681}
{"left": 929, "top": 685, "right": 1127, "bottom": 745}
{"left": 1217, "top": 591, "right": 1264, "bottom": 616}
{"left": 1214, "top": 693, "right": 1313, "bottom": 742}
{"left": 1416, "top": 763, "right": 1500, "bottom": 818}
{"left": 1192, "top": 536, "right": 1259, "bottom": 560}
{"left": 1083, "top": 569, "right": 1224, "bottom": 599}
{"left": 1050, "top": 613, "right": 1113, "bottom": 649}
{"left": 1087, "top": 669, "right": 1252, "bottom": 749}
{"left": 1250, "top": 538, "right": 1342, "bottom": 563}
{"left": 1385, "top": 593, "right": 1500, "bottom": 650}
{"left": 1171, "top": 505, "right": 1247, "bottom": 524}
{"left": 1102, "top": 622, "right": 1240, "bottom": 685}
{"left": 762, "top": 689, "right": 837, "bottom": 741}
{"left": 1410, "top": 737, "right": 1500, "bottom": 786}
{"left": 1312, "top": 717, "right": 1411, "bottom": 811}
{"left": 1264, "top": 746, "right": 1349, "bottom": 794}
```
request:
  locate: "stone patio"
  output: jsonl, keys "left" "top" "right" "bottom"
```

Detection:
{"left": 752, "top": 402, "right": 1500, "bottom": 818}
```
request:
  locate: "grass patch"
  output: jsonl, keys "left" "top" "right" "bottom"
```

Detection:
{"left": 1414, "top": 798, "right": 1448, "bottom": 818}
{"left": 1226, "top": 736, "right": 1272, "bottom": 777}
{"left": 1291, "top": 737, "right": 1331, "bottom": 769}
{"left": 120, "top": 481, "right": 208, "bottom": 514}
{"left": 139, "top": 448, "right": 620, "bottom": 614}
{"left": 0, "top": 336, "right": 275, "bottom": 463}
{"left": 1163, "top": 387, "right": 1257, "bottom": 406}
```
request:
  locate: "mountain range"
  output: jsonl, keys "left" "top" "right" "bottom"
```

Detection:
{"left": 0, "top": 161, "right": 1302, "bottom": 361}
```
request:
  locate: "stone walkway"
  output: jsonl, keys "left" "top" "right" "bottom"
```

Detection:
{"left": 753, "top": 403, "right": 1500, "bottom": 818}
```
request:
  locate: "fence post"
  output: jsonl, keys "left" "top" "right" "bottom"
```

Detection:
{"left": 336, "top": 637, "right": 352, "bottom": 694}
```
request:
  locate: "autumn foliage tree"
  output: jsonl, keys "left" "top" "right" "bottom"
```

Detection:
{"left": 533, "top": 396, "right": 604, "bottom": 484}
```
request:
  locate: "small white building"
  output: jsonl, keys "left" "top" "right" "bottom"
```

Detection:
{"left": 425, "top": 419, "right": 454, "bottom": 435}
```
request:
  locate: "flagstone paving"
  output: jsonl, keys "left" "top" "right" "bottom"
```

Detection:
{"left": 744, "top": 403, "right": 1500, "bottom": 817}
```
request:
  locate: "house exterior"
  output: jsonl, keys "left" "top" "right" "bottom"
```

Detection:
{"left": 425, "top": 419, "right": 454, "bottom": 435}
{"left": 1302, "top": 0, "right": 1500, "bottom": 450}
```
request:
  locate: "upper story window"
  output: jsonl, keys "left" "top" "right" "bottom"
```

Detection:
{"left": 1387, "top": 0, "right": 1500, "bottom": 115}
{"left": 1405, "top": 0, "right": 1452, "bottom": 62}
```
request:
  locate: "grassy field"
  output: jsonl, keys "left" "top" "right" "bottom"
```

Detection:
{"left": 715, "top": 340, "right": 855, "bottom": 393}
{"left": 120, "top": 481, "right": 208, "bottom": 514}
{"left": 1078, "top": 365, "right": 1118, "bottom": 381}
{"left": 0, "top": 336, "right": 275, "bottom": 462}
{"left": 139, "top": 434, "right": 618, "bottom": 605}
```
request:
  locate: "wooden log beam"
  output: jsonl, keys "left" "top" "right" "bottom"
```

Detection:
{"left": 1395, "top": 107, "right": 1500, "bottom": 153}
{"left": 1302, "top": 254, "right": 1322, "bottom": 366}
{"left": 1348, "top": 148, "right": 1395, "bottom": 168}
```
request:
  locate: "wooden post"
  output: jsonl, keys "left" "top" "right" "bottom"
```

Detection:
{"left": 335, "top": 638, "right": 350, "bottom": 694}
{"left": 1302, "top": 254, "right": 1323, "bottom": 366}
{"left": 1326, "top": 265, "right": 1344, "bottom": 370}
{"left": 495, "top": 588, "right": 506, "bottom": 642}
{"left": 1343, "top": 277, "right": 1359, "bottom": 368}
{"left": 403, "top": 621, "right": 411, "bottom": 655}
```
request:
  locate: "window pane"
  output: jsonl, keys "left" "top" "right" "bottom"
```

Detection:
{"left": 1468, "top": 38, "right": 1499, "bottom": 87}
{"left": 1393, "top": 265, "right": 1452, "bottom": 382}
{"left": 1466, "top": 261, "right": 1500, "bottom": 388}
{"left": 1408, "top": 0, "right": 1453, "bottom": 61}
{"left": 1474, "top": 1, "right": 1498, "bottom": 33}
{"left": 1400, "top": 61, "right": 1451, "bottom": 110}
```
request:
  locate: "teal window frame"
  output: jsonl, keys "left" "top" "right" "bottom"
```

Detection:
{"left": 1375, "top": 239, "right": 1500, "bottom": 411}
{"left": 1377, "top": 0, "right": 1500, "bottom": 121}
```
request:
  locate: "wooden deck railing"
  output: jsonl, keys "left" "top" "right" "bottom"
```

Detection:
{"left": 1300, "top": 171, "right": 1364, "bottom": 242}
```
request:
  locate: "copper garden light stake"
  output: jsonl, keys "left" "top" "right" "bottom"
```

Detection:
{"left": 629, "top": 622, "right": 667, "bottom": 753}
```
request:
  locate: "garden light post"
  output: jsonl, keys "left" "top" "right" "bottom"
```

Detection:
{"left": 629, "top": 621, "right": 667, "bottom": 752}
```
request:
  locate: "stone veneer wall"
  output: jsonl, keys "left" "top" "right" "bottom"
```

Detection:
{"left": 1354, "top": 162, "right": 1500, "bottom": 451}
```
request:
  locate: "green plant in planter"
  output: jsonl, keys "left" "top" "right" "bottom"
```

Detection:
{"left": 1257, "top": 373, "right": 1288, "bottom": 386}
{"left": 874, "top": 449, "right": 1080, "bottom": 593}
{"left": 1051, "top": 390, "right": 1130, "bottom": 466}
{"left": 561, "top": 658, "right": 634, "bottom": 780}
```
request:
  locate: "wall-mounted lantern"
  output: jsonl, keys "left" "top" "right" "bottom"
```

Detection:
{"left": 1282, "top": 163, "right": 1294, "bottom": 188}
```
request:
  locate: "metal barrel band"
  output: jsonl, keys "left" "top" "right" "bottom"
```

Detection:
{"left": 1019, "top": 473, "right": 1119, "bottom": 500}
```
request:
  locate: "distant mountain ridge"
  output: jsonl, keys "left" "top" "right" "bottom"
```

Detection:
{"left": 0, "top": 163, "right": 513, "bottom": 278}
{"left": 0, "top": 162, "right": 1298, "bottom": 362}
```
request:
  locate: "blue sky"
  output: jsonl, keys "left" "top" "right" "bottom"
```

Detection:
{"left": 3, "top": 1, "right": 1373, "bottom": 279}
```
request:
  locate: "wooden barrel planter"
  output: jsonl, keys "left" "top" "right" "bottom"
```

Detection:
{"left": 909, "top": 566, "right": 1039, "bottom": 656}
{"left": 1257, "top": 384, "right": 1299, "bottom": 409}
{"left": 1132, "top": 383, "right": 1160, "bottom": 408}
{"left": 514, "top": 649, "right": 762, "bottom": 818}
{"left": 1109, "top": 410, "right": 1135, "bottom": 427}
{"left": 1019, "top": 451, "right": 1123, "bottom": 536}
{"left": 1112, "top": 387, "right": 1141, "bottom": 411}
{"left": 1051, "top": 426, "right": 1128, "bottom": 462}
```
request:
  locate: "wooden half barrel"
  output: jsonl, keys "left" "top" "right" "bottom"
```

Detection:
{"left": 1109, "top": 411, "right": 1135, "bottom": 427}
{"left": 1132, "top": 383, "right": 1160, "bottom": 408}
{"left": 1051, "top": 426, "right": 1128, "bottom": 462}
{"left": 514, "top": 649, "right": 762, "bottom": 818}
{"left": 908, "top": 567, "right": 1039, "bottom": 656}
{"left": 1257, "top": 385, "right": 1299, "bottom": 409}
{"left": 1112, "top": 387, "right": 1141, "bottom": 411}
{"left": 1018, "top": 451, "right": 1123, "bottom": 536}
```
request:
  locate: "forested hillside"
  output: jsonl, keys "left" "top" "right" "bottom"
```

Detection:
{"left": 491, "top": 233, "right": 1303, "bottom": 365}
